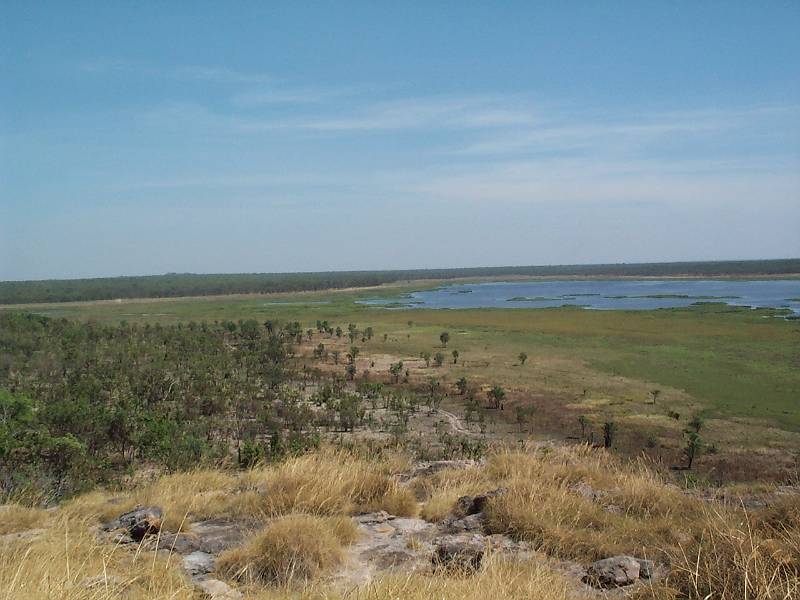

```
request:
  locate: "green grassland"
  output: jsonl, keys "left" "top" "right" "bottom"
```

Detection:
{"left": 4, "top": 284, "right": 799, "bottom": 476}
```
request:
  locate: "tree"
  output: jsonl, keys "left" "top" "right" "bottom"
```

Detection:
{"left": 389, "top": 361, "right": 404, "bottom": 383}
{"left": 487, "top": 386, "right": 506, "bottom": 410}
{"left": 688, "top": 414, "right": 704, "bottom": 433}
{"left": 332, "top": 350, "right": 341, "bottom": 365}
{"left": 433, "top": 352, "right": 444, "bottom": 367}
{"left": 518, "top": 352, "right": 528, "bottom": 366}
{"left": 345, "top": 364, "right": 357, "bottom": 381}
{"left": 455, "top": 377, "right": 468, "bottom": 395}
{"left": 335, "top": 326, "right": 343, "bottom": 339}
{"left": 577, "top": 415, "right": 590, "bottom": 440}
{"left": 420, "top": 351, "right": 431, "bottom": 368}
{"left": 347, "top": 345, "right": 359, "bottom": 364}
{"left": 602, "top": 422, "right": 617, "bottom": 449}
{"left": 683, "top": 431, "right": 703, "bottom": 469}
{"left": 515, "top": 404, "right": 535, "bottom": 432}
{"left": 440, "top": 331, "right": 450, "bottom": 347}
{"left": 364, "top": 327, "right": 374, "bottom": 340}
{"left": 649, "top": 389, "right": 661, "bottom": 404}
{"left": 451, "top": 349, "right": 459, "bottom": 364}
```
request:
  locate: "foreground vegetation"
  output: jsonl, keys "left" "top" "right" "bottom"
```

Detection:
{"left": 0, "top": 446, "right": 797, "bottom": 599}
{"left": 2, "top": 258, "right": 798, "bottom": 304}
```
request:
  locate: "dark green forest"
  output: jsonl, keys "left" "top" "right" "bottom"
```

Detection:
{"left": 2, "top": 259, "right": 798, "bottom": 304}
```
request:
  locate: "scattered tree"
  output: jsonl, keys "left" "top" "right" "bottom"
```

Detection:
{"left": 602, "top": 421, "right": 617, "bottom": 449}
{"left": 487, "top": 385, "right": 506, "bottom": 410}
{"left": 577, "top": 415, "right": 590, "bottom": 440}
{"left": 518, "top": 352, "right": 528, "bottom": 366}
{"left": 452, "top": 349, "right": 460, "bottom": 364}
{"left": 440, "top": 331, "right": 450, "bottom": 347}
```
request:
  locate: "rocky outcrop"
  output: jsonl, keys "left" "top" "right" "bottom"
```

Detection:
{"left": 103, "top": 506, "right": 163, "bottom": 541}
{"left": 433, "top": 534, "right": 486, "bottom": 570}
{"left": 454, "top": 487, "right": 508, "bottom": 517}
{"left": 583, "top": 555, "right": 646, "bottom": 588}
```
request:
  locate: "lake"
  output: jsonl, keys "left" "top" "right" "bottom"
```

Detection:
{"left": 359, "top": 279, "right": 800, "bottom": 314}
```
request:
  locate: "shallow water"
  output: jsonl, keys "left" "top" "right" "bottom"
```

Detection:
{"left": 359, "top": 279, "right": 800, "bottom": 314}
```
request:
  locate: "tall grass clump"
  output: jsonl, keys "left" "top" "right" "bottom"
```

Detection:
{"left": 663, "top": 500, "right": 800, "bottom": 599}
{"left": 0, "top": 513, "right": 193, "bottom": 599}
{"left": 232, "top": 451, "right": 416, "bottom": 520}
{"left": 217, "top": 514, "right": 358, "bottom": 585}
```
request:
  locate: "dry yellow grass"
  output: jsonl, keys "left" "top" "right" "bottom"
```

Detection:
{"left": 347, "top": 556, "right": 574, "bottom": 600}
{"left": 0, "top": 504, "right": 51, "bottom": 534}
{"left": 420, "top": 445, "right": 703, "bottom": 560}
{"left": 0, "top": 513, "right": 195, "bottom": 599}
{"left": 2, "top": 447, "right": 798, "bottom": 600}
{"left": 58, "top": 450, "right": 414, "bottom": 532}
{"left": 217, "top": 514, "right": 358, "bottom": 585}
{"left": 229, "top": 451, "right": 417, "bottom": 519}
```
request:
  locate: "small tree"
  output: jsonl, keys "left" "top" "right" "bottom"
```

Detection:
{"left": 488, "top": 385, "right": 506, "bottom": 410}
{"left": 688, "top": 414, "right": 704, "bottom": 433}
{"left": 335, "top": 326, "right": 343, "bottom": 339}
{"left": 439, "top": 331, "right": 450, "bottom": 347}
{"left": 345, "top": 363, "right": 357, "bottom": 381}
{"left": 515, "top": 404, "right": 535, "bottom": 432}
{"left": 452, "top": 349, "right": 459, "bottom": 364}
{"left": 389, "top": 361, "right": 404, "bottom": 384}
{"left": 577, "top": 415, "right": 590, "bottom": 440}
{"left": 420, "top": 351, "right": 431, "bottom": 368}
{"left": 332, "top": 350, "right": 340, "bottom": 365}
{"left": 649, "top": 389, "right": 661, "bottom": 404}
{"left": 364, "top": 326, "right": 374, "bottom": 340}
{"left": 433, "top": 352, "right": 444, "bottom": 367}
{"left": 602, "top": 421, "right": 617, "bottom": 449}
{"left": 518, "top": 352, "right": 528, "bottom": 366}
{"left": 683, "top": 431, "right": 703, "bottom": 469}
{"left": 456, "top": 377, "right": 468, "bottom": 395}
{"left": 347, "top": 345, "right": 359, "bottom": 364}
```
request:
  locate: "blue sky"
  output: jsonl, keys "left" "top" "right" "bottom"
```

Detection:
{"left": 1, "top": 2, "right": 799, "bottom": 280}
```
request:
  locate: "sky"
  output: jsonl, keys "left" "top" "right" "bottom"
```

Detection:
{"left": 1, "top": 2, "right": 799, "bottom": 281}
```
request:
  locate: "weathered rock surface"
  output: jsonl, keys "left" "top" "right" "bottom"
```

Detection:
{"left": 195, "top": 577, "right": 243, "bottom": 599}
{"left": 584, "top": 555, "right": 641, "bottom": 588}
{"left": 433, "top": 534, "right": 486, "bottom": 571}
{"left": 454, "top": 487, "right": 508, "bottom": 517}
{"left": 103, "top": 506, "right": 163, "bottom": 541}
{"left": 184, "top": 551, "right": 216, "bottom": 577}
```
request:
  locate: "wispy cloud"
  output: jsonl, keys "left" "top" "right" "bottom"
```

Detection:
{"left": 77, "top": 59, "right": 272, "bottom": 84}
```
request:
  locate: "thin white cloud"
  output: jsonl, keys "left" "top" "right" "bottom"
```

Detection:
{"left": 77, "top": 59, "right": 272, "bottom": 84}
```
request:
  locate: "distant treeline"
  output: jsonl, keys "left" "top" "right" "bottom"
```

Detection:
{"left": 1, "top": 259, "right": 798, "bottom": 305}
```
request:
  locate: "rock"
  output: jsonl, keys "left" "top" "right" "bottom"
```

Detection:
{"left": 455, "top": 488, "right": 508, "bottom": 516}
{"left": 196, "top": 578, "right": 242, "bottom": 599}
{"left": 104, "top": 506, "right": 163, "bottom": 541}
{"left": 442, "top": 513, "right": 485, "bottom": 534}
{"left": 570, "top": 481, "right": 605, "bottom": 502}
{"left": 406, "top": 460, "right": 477, "bottom": 480}
{"left": 636, "top": 558, "right": 655, "bottom": 579}
{"left": 584, "top": 555, "right": 641, "bottom": 588}
{"left": 188, "top": 519, "right": 249, "bottom": 554}
{"left": 183, "top": 551, "right": 215, "bottom": 576}
{"left": 433, "top": 534, "right": 487, "bottom": 571}
{"left": 142, "top": 530, "right": 200, "bottom": 553}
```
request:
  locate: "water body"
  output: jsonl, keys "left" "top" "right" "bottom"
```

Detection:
{"left": 359, "top": 279, "right": 800, "bottom": 314}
